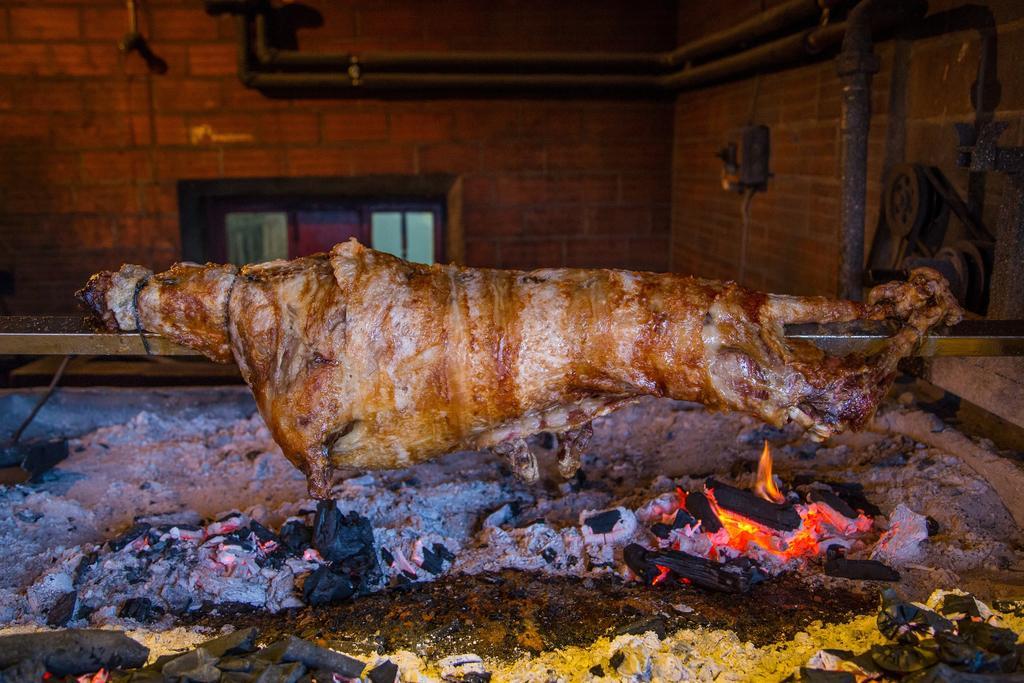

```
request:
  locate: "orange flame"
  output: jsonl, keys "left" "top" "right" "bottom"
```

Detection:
{"left": 753, "top": 440, "right": 785, "bottom": 504}
{"left": 652, "top": 564, "right": 672, "bottom": 585}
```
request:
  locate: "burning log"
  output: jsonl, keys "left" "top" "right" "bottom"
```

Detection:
{"left": 706, "top": 478, "right": 801, "bottom": 531}
{"left": 623, "top": 543, "right": 765, "bottom": 593}
{"left": 0, "top": 630, "right": 149, "bottom": 676}
{"left": 682, "top": 492, "right": 723, "bottom": 533}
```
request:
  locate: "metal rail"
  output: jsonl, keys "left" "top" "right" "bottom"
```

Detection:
{"left": 0, "top": 316, "right": 1022, "bottom": 358}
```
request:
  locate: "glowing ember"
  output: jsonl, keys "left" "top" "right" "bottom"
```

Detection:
{"left": 753, "top": 440, "right": 785, "bottom": 504}
{"left": 652, "top": 564, "right": 672, "bottom": 585}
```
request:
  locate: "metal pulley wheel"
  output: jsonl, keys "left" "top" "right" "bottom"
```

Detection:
{"left": 885, "top": 164, "right": 931, "bottom": 240}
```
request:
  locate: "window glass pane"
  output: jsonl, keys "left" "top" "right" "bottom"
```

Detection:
{"left": 371, "top": 212, "right": 403, "bottom": 258}
{"left": 405, "top": 211, "right": 435, "bottom": 264}
{"left": 225, "top": 212, "right": 288, "bottom": 265}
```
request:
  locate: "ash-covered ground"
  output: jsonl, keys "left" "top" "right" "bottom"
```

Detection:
{"left": 1, "top": 389, "right": 1022, "bottom": 679}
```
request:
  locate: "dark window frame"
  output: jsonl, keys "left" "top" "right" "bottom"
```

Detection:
{"left": 177, "top": 175, "right": 461, "bottom": 264}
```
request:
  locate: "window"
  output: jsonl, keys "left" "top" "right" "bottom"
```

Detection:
{"left": 178, "top": 178, "right": 451, "bottom": 267}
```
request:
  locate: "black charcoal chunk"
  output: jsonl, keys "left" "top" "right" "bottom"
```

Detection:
{"left": 420, "top": 547, "right": 446, "bottom": 575}
{"left": 926, "top": 516, "right": 941, "bottom": 536}
{"left": 256, "top": 636, "right": 364, "bottom": 678}
{"left": 381, "top": 547, "right": 394, "bottom": 566}
{"left": 73, "top": 551, "right": 98, "bottom": 586}
{"left": 196, "top": 626, "right": 258, "bottom": 658}
{"left": 808, "top": 489, "right": 860, "bottom": 519}
{"left": 672, "top": 509, "right": 696, "bottom": 529}
{"left": 650, "top": 523, "right": 672, "bottom": 539}
{"left": 312, "top": 502, "right": 380, "bottom": 590}
{"left": 279, "top": 520, "right": 312, "bottom": 555}
{"left": 162, "top": 647, "right": 220, "bottom": 682}
{"left": 47, "top": 590, "right": 78, "bottom": 627}
{"left": 107, "top": 522, "right": 152, "bottom": 551}
{"left": 609, "top": 651, "right": 625, "bottom": 670}
{"left": 583, "top": 509, "right": 621, "bottom": 534}
{"left": 877, "top": 589, "right": 954, "bottom": 643}
{"left": 824, "top": 547, "right": 900, "bottom": 582}
{"left": 0, "top": 658, "right": 46, "bottom": 683}
{"left": 957, "top": 619, "right": 1019, "bottom": 656}
{"left": 869, "top": 642, "right": 938, "bottom": 673}
{"left": 367, "top": 660, "right": 399, "bottom": 683}
{"left": 683, "top": 492, "right": 722, "bottom": 533}
{"left": 623, "top": 543, "right": 764, "bottom": 593}
{"left": 589, "top": 664, "right": 605, "bottom": 677}
{"left": 707, "top": 479, "right": 800, "bottom": 531}
{"left": 433, "top": 543, "right": 456, "bottom": 562}
{"left": 0, "top": 630, "right": 149, "bottom": 675}
{"left": 118, "top": 597, "right": 164, "bottom": 623}
{"left": 616, "top": 617, "right": 667, "bottom": 639}
{"left": 250, "top": 661, "right": 305, "bottom": 683}
{"left": 302, "top": 566, "right": 355, "bottom": 606}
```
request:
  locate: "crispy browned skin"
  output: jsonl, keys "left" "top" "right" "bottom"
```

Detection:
{"left": 78, "top": 240, "right": 962, "bottom": 498}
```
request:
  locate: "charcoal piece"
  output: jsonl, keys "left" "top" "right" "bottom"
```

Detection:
{"left": 218, "top": 656, "right": 256, "bottom": 673}
{"left": 583, "top": 509, "right": 621, "bottom": 534}
{"left": 615, "top": 617, "right": 667, "bottom": 639}
{"left": 609, "top": 651, "right": 625, "bottom": 670}
{"left": 162, "top": 647, "right": 220, "bottom": 682}
{"left": 683, "top": 492, "right": 722, "bottom": 533}
{"left": 302, "top": 566, "right": 355, "bottom": 606}
{"left": 381, "top": 547, "right": 395, "bottom": 566}
{"left": 878, "top": 589, "right": 954, "bottom": 643}
{"left": 461, "top": 674, "right": 492, "bottom": 683}
{"left": 433, "top": 543, "right": 456, "bottom": 562}
{"left": 107, "top": 522, "right": 152, "bottom": 551}
{"left": 420, "top": 546, "right": 446, "bottom": 574}
{"left": 824, "top": 546, "right": 900, "bottom": 582}
{"left": 706, "top": 479, "right": 800, "bottom": 531}
{"left": 870, "top": 642, "right": 939, "bottom": 673}
{"left": 808, "top": 489, "right": 860, "bottom": 519}
{"left": 118, "top": 597, "right": 164, "bottom": 623}
{"left": 311, "top": 502, "right": 380, "bottom": 590}
{"left": 909, "top": 662, "right": 1024, "bottom": 682}
{"left": 672, "top": 509, "right": 697, "bottom": 529}
{"left": 256, "top": 636, "right": 364, "bottom": 678}
{"left": 822, "top": 481, "right": 882, "bottom": 517}
{"left": 650, "top": 523, "right": 672, "bottom": 539}
{"left": 249, "top": 521, "right": 278, "bottom": 544}
{"left": 279, "top": 520, "right": 312, "bottom": 555}
{"left": 936, "top": 594, "right": 985, "bottom": 620}
{"left": 0, "top": 630, "right": 149, "bottom": 675}
{"left": 589, "top": 665, "right": 605, "bottom": 677}
{"left": 196, "top": 627, "right": 258, "bottom": 658}
{"left": 47, "top": 590, "right": 78, "bottom": 627}
{"left": 0, "top": 658, "right": 46, "bottom": 683}
{"left": 623, "top": 543, "right": 764, "bottom": 593}
{"left": 540, "top": 547, "right": 557, "bottom": 564}
{"left": 252, "top": 662, "right": 305, "bottom": 683}
{"left": 957, "top": 619, "right": 1019, "bottom": 657}
{"left": 0, "top": 438, "right": 68, "bottom": 483}
{"left": 367, "top": 660, "right": 399, "bottom": 683}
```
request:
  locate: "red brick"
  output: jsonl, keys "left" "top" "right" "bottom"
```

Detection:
{"left": 0, "top": 149, "right": 77, "bottom": 185}
{"left": 153, "top": 79, "right": 222, "bottom": 112}
{"left": 51, "top": 113, "right": 134, "bottom": 149}
{"left": 12, "top": 81, "right": 82, "bottom": 112}
{"left": 153, "top": 115, "right": 189, "bottom": 145}
{"left": 138, "top": 183, "right": 179, "bottom": 215}
{"left": 187, "top": 43, "right": 236, "bottom": 76}
{"left": 495, "top": 176, "right": 549, "bottom": 205}
{"left": 564, "top": 237, "right": 632, "bottom": 269}
{"left": 51, "top": 45, "right": 119, "bottom": 76}
{"left": 0, "top": 114, "right": 49, "bottom": 145}
{"left": 72, "top": 185, "right": 139, "bottom": 214}
{"left": 464, "top": 239, "right": 498, "bottom": 268}
{"left": 150, "top": 8, "right": 219, "bottom": 41}
{"left": 481, "top": 143, "right": 545, "bottom": 172}
{"left": 351, "top": 144, "right": 416, "bottom": 174}
{"left": 154, "top": 149, "right": 221, "bottom": 180}
{"left": 463, "top": 206, "right": 522, "bottom": 238}
{"left": 287, "top": 148, "right": 352, "bottom": 176}
{"left": 629, "top": 237, "right": 671, "bottom": 272}
{"left": 549, "top": 174, "right": 619, "bottom": 203}
{"left": 81, "top": 81, "right": 149, "bottom": 113}
{"left": 222, "top": 148, "right": 286, "bottom": 177}
{"left": 520, "top": 105, "right": 583, "bottom": 141}
{"left": 0, "top": 44, "right": 51, "bottom": 75}
{"left": 499, "top": 239, "right": 564, "bottom": 269}
{"left": 10, "top": 7, "right": 80, "bottom": 40}
{"left": 357, "top": 7, "right": 422, "bottom": 41}
{"left": 460, "top": 176, "right": 496, "bottom": 204}
{"left": 454, "top": 108, "right": 519, "bottom": 141}
{"left": 256, "top": 112, "right": 319, "bottom": 145}
{"left": 82, "top": 7, "right": 125, "bottom": 40}
{"left": 80, "top": 150, "right": 152, "bottom": 184}
{"left": 584, "top": 205, "right": 651, "bottom": 235}
{"left": 523, "top": 206, "right": 584, "bottom": 236}
{"left": 322, "top": 112, "right": 388, "bottom": 142}
{"left": 391, "top": 112, "right": 453, "bottom": 143}
{"left": 418, "top": 143, "right": 481, "bottom": 173}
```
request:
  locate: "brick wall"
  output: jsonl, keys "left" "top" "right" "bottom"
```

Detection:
{"left": 672, "top": 0, "right": 1024, "bottom": 296}
{"left": 0, "top": 0, "right": 675, "bottom": 314}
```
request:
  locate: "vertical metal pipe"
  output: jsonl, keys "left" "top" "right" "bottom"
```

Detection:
{"left": 836, "top": 0, "right": 879, "bottom": 300}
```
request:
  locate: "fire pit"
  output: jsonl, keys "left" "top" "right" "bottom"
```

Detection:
{"left": 1, "top": 387, "right": 1022, "bottom": 680}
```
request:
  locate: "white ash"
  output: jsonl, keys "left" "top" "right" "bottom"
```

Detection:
{"left": 0, "top": 396, "right": 1020, "bottom": 633}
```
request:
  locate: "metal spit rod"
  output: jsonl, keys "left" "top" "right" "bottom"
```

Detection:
{"left": 0, "top": 316, "right": 1022, "bottom": 358}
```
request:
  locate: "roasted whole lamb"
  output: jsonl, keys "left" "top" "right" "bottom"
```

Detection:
{"left": 78, "top": 240, "right": 962, "bottom": 498}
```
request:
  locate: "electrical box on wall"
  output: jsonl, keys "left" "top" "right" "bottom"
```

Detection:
{"left": 717, "top": 125, "right": 771, "bottom": 193}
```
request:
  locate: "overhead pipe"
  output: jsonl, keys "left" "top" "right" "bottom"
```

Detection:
{"left": 224, "top": 2, "right": 923, "bottom": 95}
{"left": 212, "top": 0, "right": 844, "bottom": 77}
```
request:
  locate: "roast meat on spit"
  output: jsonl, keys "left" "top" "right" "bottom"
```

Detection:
{"left": 78, "top": 240, "right": 962, "bottom": 498}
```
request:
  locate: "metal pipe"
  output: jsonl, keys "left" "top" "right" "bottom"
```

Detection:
{"left": 836, "top": 0, "right": 880, "bottom": 301}
{"left": 223, "top": 0, "right": 839, "bottom": 76}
